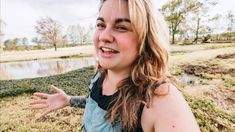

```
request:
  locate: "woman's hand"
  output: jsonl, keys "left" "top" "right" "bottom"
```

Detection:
{"left": 29, "top": 85, "right": 71, "bottom": 120}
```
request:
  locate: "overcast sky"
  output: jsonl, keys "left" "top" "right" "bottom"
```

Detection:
{"left": 1, "top": 0, "right": 235, "bottom": 42}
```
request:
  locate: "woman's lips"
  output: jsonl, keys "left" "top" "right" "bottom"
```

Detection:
{"left": 99, "top": 46, "right": 119, "bottom": 58}
{"left": 100, "top": 46, "right": 119, "bottom": 53}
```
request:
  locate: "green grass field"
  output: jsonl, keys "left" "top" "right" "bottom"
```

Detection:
{"left": 0, "top": 43, "right": 234, "bottom": 131}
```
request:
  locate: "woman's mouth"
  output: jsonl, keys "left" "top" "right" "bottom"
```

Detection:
{"left": 99, "top": 46, "right": 119, "bottom": 58}
{"left": 100, "top": 47, "right": 119, "bottom": 54}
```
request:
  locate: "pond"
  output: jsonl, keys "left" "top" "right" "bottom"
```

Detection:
{"left": 0, "top": 57, "right": 96, "bottom": 80}
{"left": 178, "top": 73, "right": 204, "bottom": 85}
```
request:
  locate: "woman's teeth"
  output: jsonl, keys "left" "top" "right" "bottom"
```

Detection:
{"left": 102, "top": 47, "right": 112, "bottom": 52}
{"left": 100, "top": 47, "right": 119, "bottom": 53}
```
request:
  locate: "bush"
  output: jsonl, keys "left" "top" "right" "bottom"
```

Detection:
{"left": 0, "top": 66, "right": 95, "bottom": 98}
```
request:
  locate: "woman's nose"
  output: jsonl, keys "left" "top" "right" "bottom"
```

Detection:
{"left": 99, "top": 27, "right": 114, "bottom": 43}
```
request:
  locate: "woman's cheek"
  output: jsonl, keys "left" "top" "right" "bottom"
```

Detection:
{"left": 93, "top": 31, "right": 99, "bottom": 52}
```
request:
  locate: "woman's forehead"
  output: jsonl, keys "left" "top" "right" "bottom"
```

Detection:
{"left": 99, "top": 0, "right": 130, "bottom": 20}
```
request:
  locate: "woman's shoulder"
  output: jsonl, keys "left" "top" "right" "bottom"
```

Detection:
{"left": 151, "top": 83, "right": 190, "bottom": 113}
{"left": 141, "top": 83, "right": 200, "bottom": 132}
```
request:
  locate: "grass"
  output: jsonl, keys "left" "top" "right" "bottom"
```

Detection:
{"left": 173, "top": 48, "right": 235, "bottom": 131}
{"left": 0, "top": 53, "right": 94, "bottom": 63}
{"left": 0, "top": 94, "right": 84, "bottom": 131}
{"left": 205, "top": 43, "right": 235, "bottom": 50}
{"left": 3, "top": 45, "right": 46, "bottom": 51}
{"left": 170, "top": 51, "right": 188, "bottom": 56}
{"left": 59, "top": 54, "right": 93, "bottom": 59}
{"left": 0, "top": 66, "right": 235, "bottom": 131}
{"left": 169, "top": 65, "right": 183, "bottom": 76}
{"left": 223, "top": 77, "right": 235, "bottom": 88}
{"left": 185, "top": 94, "right": 235, "bottom": 132}
{"left": 0, "top": 43, "right": 235, "bottom": 131}
{"left": 0, "top": 66, "right": 95, "bottom": 131}
{"left": 180, "top": 54, "right": 235, "bottom": 89}
{"left": 0, "top": 66, "right": 95, "bottom": 98}
{"left": 3, "top": 44, "right": 92, "bottom": 51}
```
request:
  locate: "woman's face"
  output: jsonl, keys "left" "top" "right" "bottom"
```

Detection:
{"left": 94, "top": 0, "right": 139, "bottom": 74}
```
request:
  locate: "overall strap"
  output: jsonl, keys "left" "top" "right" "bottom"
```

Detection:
{"left": 88, "top": 72, "right": 101, "bottom": 94}
{"left": 80, "top": 72, "right": 101, "bottom": 131}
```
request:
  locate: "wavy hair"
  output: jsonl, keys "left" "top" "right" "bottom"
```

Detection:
{"left": 97, "top": 0, "right": 173, "bottom": 131}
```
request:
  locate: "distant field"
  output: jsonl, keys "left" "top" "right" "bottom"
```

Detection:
{"left": 0, "top": 45, "right": 95, "bottom": 62}
{"left": 0, "top": 43, "right": 234, "bottom": 131}
{"left": 1, "top": 43, "right": 234, "bottom": 62}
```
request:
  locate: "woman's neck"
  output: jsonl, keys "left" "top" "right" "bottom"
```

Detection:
{"left": 102, "top": 70, "right": 130, "bottom": 95}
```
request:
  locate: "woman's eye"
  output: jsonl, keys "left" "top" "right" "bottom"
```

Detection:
{"left": 115, "top": 26, "right": 128, "bottom": 31}
{"left": 96, "top": 23, "right": 105, "bottom": 29}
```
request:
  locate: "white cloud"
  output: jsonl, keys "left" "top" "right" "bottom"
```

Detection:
{"left": 1, "top": 0, "right": 235, "bottom": 42}
{"left": 2, "top": 0, "right": 99, "bottom": 42}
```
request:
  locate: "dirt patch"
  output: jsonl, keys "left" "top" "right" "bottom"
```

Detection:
{"left": 183, "top": 84, "right": 235, "bottom": 113}
{"left": 216, "top": 53, "right": 235, "bottom": 59}
{"left": 212, "top": 85, "right": 235, "bottom": 113}
{"left": 182, "top": 64, "right": 235, "bottom": 77}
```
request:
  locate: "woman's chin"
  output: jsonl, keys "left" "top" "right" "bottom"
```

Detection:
{"left": 99, "top": 64, "right": 113, "bottom": 69}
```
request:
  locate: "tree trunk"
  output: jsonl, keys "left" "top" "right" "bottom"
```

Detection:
{"left": 194, "top": 18, "right": 200, "bottom": 44}
{"left": 54, "top": 43, "right": 57, "bottom": 51}
{"left": 171, "top": 24, "right": 175, "bottom": 44}
{"left": 172, "top": 32, "right": 175, "bottom": 44}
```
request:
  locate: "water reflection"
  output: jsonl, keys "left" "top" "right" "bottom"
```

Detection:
{"left": 178, "top": 73, "right": 203, "bottom": 85}
{"left": 0, "top": 57, "right": 96, "bottom": 80}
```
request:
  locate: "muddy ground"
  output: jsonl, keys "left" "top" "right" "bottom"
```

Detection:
{"left": 180, "top": 52, "right": 235, "bottom": 113}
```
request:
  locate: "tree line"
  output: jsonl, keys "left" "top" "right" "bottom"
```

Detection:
{"left": 1, "top": 0, "right": 235, "bottom": 51}
{"left": 2, "top": 17, "right": 94, "bottom": 51}
{"left": 160, "top": 0, "right": 235, "bottom": 44}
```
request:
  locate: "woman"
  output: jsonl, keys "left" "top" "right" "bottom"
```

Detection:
{"left": 30, "top": 0, "right": 200, "bottom": 131}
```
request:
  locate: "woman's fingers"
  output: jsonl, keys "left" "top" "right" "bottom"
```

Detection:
{"left": 30, "top": 100, "right": 46, "bottom": 105}
{"left": 41, "top": 110, "right": 51, "bottom": 118}
{"left": 33, "top": 92, "right": 49, "bottom": 99}
{"left": 31, "top": 104, "right": 48, "bottom": 110}
{"left": 51, "top": 85, "right": 63, "bottom": 94}
{"left": 36, "top": 109, "right": 51, "bottom": 120}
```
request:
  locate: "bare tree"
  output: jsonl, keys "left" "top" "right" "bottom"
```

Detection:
{"left": 0, "top": 0, "right": 4, "bottom": 52}
{"left": 188, "top": 0, "right": 218, "bottom": 43}
{"left": 22, "top": 37, "right": 29, "bottom": 45}
{"left": 35, "top": 17, "right": 62, "bottom": 51}
{"left": 67, "top": 24, "right": 80, "bottom": 45}
{"left": 0, "top": 18, "right": 6, "bottom": 52}
{"left": 226, "top": 10, "right": 235, "bottom": 40}
{"left": 67, "top": 23, "right": 94, "bottom": 45}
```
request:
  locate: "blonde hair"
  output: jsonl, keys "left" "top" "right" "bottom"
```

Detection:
{"left": 98, "top": 0, "right": 172, "bottom": 131}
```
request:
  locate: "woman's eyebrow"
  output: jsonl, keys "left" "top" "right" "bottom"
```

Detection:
{"left": 96, "top": 17, "right": 131, "bottom": 23}
{"left": 97, "top": 17, "right": 104, "bottom": 22}
{"left": 115, "top": 18, "right": 131, "bottom": 23}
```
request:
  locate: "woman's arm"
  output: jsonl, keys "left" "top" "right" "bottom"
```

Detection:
{"left": 141, "top": 84, "right": 200, "bottom": 132}
{"left": 70, "top": 96, "right": 87, "bottom": 108}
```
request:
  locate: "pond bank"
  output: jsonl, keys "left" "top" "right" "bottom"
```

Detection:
{"left": 0, "top": 66, "right": 95, "bottom": 98}
{"left": 0, "top": 45, "right": 95, "bottom": 62}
